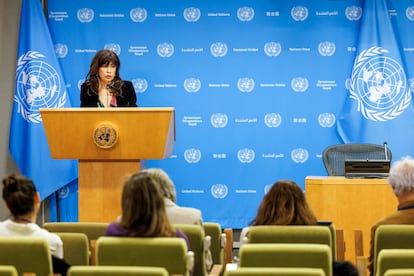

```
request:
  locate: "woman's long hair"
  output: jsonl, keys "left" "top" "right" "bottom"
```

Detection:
{"left": 251, "top": 180, "right": 317, "bottom": 226}
{"left": 120, "top": 171, "right": 176, "bottom": 237}
{"left": 84, "top": 49, "right": 123, "bottom": 96}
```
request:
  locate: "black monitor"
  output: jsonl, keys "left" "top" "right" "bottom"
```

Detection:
{"left": 344, "top": 159, "right": 390, "bottom": 179}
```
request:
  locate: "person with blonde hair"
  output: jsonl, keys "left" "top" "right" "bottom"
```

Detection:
{"left": 368, "top": 156, "right": 414, "bottom": 275}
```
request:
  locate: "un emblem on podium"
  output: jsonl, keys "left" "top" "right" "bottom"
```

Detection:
{"left": 93, "top": 123, "right": 118, "bottom": 149}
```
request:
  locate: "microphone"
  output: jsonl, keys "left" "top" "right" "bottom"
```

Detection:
{"left": 384, "top": 141, "right": 389, "bottom": 161}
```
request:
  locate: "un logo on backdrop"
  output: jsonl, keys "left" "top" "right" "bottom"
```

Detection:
{"left": 264, "top": 42, "right": 282, "bottom": 57}
{"left": 318, "top": 113, "right": 336, "bottom": 128}
{"left": 57, "top": 186, "right": 70, "bottom": 199}
{"left": 77, "top": 8, "right": 94, "bottom": 23}
{"left": 104, "top": 44, "right": 121, "bottom": 55}
{"left": 15, "top": 51, "right": 67, "bottom": 123}
{"left": 264, "top": 184, "right": 273, "bottom": 194}
{"left": 237, "top": 7, "right": 254, "bottom": 22}
{"left": 132, "top": 78, "right": 148, "bottom": 93}
{"left": 237, "top": 77, "right": 255, "bottom": 93}
{"left": 345, "top": 6, "right": 362, "bottom": 21}
{"left": 211, "top": 184, "right": 228, "bottom": 199}
{"left": 291, "top": 77, "right": 309, "bottom": 92}
{"left": 55, "top": 44, "right": 68, "bottom": 58}
{"left": 291, "top": 148, "right": 309, "bottom": 163}
{"left": 183, "top": 7, "right": 201, "bottom": 22}
{"left": 211, "top": 113, "right": 228, "bottom": 128}
{"left": 264, "top": 113, "right": 282, "bottom": 128}
{"left": 350, "top": 46, "right": 411, "bottom": 122}
{"left": 318, "top": 41, "right": 336, "bottom": 57}
{"left": 210, "top": 42, "right": 228, "bottom": 57}
{"left": 184, "top": 78, "right": 201, "bottom": 93}
{"left": 130, "top": 8, "right": 147, "bottom": 22}
{"left": 184, "top": 148, "right": 202, "bottom": 163}
{"left": 291, "top": 6, "right": 308, "bottom": 21}
{"left": 407, "top": 7, "right": 414, "bottom": 21}
{"left": 409, "top": 78, "right": 414, "bottom": 92}
{"left": 157, "top": 43, "right": 174, "bottom": 58}
{"left": 237, "top": 148, "right": 255, "bottom": 163}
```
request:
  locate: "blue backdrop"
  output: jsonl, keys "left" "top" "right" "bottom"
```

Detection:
{"left": 45, "top": 0, "right": 414, "bottom": 228}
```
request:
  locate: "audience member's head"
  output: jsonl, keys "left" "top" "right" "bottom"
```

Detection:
{"left": 2, "top": 174, "right": 39, "bottom": 218}
{"left": 251, "top": 179, "right": 317, "bottom": 226}
{"left": 388, "top": 156, "right": 414, "bottom": 197}
{"left": 119, "top": 171, "right": 175, "bottom": 237}
{"left": 144, "top": 168, "right": 176, "bottom": 202}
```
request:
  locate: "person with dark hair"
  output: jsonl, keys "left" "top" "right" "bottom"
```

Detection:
{"left": 240, "top": 179, "right": 318, "bottom": 243}
{"left": 80, "top": 49, "right": 137, "bottom": 107}
{"left": 105, "top": 171, "right": 189, "bottom": 247}
{"left": 239, "top": 179, "right": 358, "bottom": 276}
{"left": 0, "top": 174, "right": 70, "bottom": 275}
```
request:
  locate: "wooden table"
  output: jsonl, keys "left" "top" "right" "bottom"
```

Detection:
{"left": 305, "top": 176, "right": 397, "bottom": 263}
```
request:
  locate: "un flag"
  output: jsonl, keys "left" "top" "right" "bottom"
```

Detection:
{"left": 337, "top": 0, "right": 414, "bottom": 161}
{"left": 9, "top": 0, "right": 78, "bottom": 200}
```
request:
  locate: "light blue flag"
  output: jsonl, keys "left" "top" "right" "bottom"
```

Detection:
{"left": 9, "top": 0, "right": 78, "bottom": 200}
{"left": 337, "top": 0, "right": 414, "bottom": 161}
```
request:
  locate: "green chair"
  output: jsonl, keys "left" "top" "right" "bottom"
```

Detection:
{"left": 96, "top": 236, "right": 194, "bottom": 276}
{"left": 384, "top": 268, "right": 414, "bottom": 276}
{"left": 203, "top": 222, "right": 226, "bottom": 266}
{"left": 68, "top": 265, "right": 169, "bottom": 276}
{"left": 0, "top": 266, "right": 18, "bottom": 276}
{"left": 373, "top": 225, "right": 414, "bottom": 276}
{"left": 43, "top": 222, "right": 108, "bottom": 242}
{"left": 239, "top": 243, "right": 332, "bottom": 276}
{"left": 43, "top": 222, "right": 109, "bottom": 265}
{"left": 376, "top": 249, "right": 414, "bottom": 276}
{"left": 55, "top": 232, "right": 90, "bottom": 265}
{"left": 247, "top": 225, "right": 334, "bottom": 259}
{"left": 224, "top": 267, "right": 325, "bottom": 276}
{"left": 0, "top": 237, "right": 53, "bottom": 276}
{"left": 174, "top": 224, "right": 209, "bottom": 276}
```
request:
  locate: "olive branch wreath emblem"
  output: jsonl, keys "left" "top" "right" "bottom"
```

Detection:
{"left": 350, "top": 46, "right": 411, "bottom": 122}
{"left": 15, "top": 50, "right": 67, "bottom": 123}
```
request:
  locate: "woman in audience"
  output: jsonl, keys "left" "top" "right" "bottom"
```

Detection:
{"left": 239, "top": 179, "right": 317, "bottom": 243}
{"left": 0, "top": 174, "right": 69, "bottom": 275}
{"left": 105, "top": 171, "right": 190, "bottom": 249}
{"left": 239, "top": 179, "right": 358, "bottom": 276}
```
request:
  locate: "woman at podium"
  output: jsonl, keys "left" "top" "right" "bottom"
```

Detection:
{"left": 80, "top": 49, "right": 137, "bottom": 108}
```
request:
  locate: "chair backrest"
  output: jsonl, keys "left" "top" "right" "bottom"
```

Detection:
{"left": 0, "top": 266, "right": 18, "bottom": 276}
{"left": 68, "top": 265, "right": 169, "bottom": 276}
{"left": 174, "top": 224, "right": 207, "bottom": 276}
{"left": 384, "top": 268, "right": 414, "bottom": 276}
{"left": 43, "top": 222, "right": 108, "bottom": 241}
{"left": 322, "top": 143, "right": 391, "bottom": 176}
{"left": 376, "top": 249, "right": 414, "bottom": 276}
{"left": 55, "top": 232, "right": 90, "bottom": 265}
{"left": 203, "top": 222, "right": 225, "bottom": 265}
{"left": 0, "top": 237, "right": 53, "bottom": 276}
{"left": 247, "top": 225, "right": 334, "bottom": 259}
{"left": 239, "top": 243, "right": 332, "bottom": 276}
{"left": 374, "top": 225, "right": 414, "bottom": 275}
{"left": 224, "top": 267, "right": 325, "bottom": 276}
{"left": 96, "top": 236, "right": 193, "bottom": 276}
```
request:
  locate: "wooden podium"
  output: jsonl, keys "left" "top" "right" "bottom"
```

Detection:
{"left": 40, "top": 107, "right": 175, "bottom": 222}
{"left": 305, "top": 176, "right": 397, "bottom": 263}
